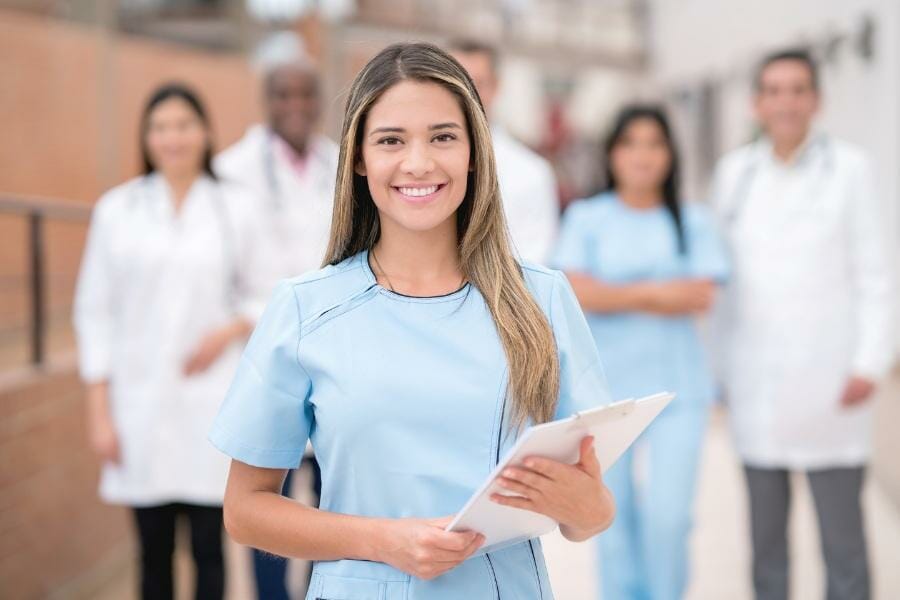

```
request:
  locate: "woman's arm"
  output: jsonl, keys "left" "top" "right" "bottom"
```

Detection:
{"left": 183, "top": 317, "right": 254, "bottom": 375}
{"left": 85, "top": 381, "right": 120, "bottom": 464}
{"left": 224, "top": 460, "right": 485, "bottom": 580}
{"left": 565, "top": 272, "right": 716, "bottom": 316}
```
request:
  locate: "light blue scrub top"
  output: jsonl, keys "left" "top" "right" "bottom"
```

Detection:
{"left": 210, "top": 250, "right": 610, "bottom": 600}
{"left": 552, "top": 193, "right": 729, "bottom": 407}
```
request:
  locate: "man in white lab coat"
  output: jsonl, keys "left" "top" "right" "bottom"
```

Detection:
{"left": 216, "top": 37, "right": 338, "bottom": 280}
{"left": 215, "top": 34, "right": 337, "bottom": 600}
{"left": 450, "top": 40, "right": 559, "bottom": 265}
{"left": 711, "top": 49, "right": 894, "bottom": 600}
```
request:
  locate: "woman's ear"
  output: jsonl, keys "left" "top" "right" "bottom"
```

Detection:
{"left": 354, "top": 153, "right": 367, "bottom": 177}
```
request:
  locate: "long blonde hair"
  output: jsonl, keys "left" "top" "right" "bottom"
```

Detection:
{"left": 324, "top": 42, "right": 560, "bottom": 428}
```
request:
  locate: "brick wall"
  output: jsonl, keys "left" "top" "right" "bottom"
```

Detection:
{"left": 0, "top": 360, "right": 132, "bottom": 598}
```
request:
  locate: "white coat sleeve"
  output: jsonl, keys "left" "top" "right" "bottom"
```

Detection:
{"left": 510, "top": 161, "right": 559, "bottom": 265}
{"left": 232, "top": 191, "right": 278, "bottom": 323}
{"left": 73, "top": 198, "right": 115, "bottom": 383}
{"left": 848, "top": 157, "right": 895, "bottom": 379}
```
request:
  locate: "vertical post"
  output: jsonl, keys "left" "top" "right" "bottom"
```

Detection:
{"left": 29, "top": 211, "right": 46, "bottom": 367}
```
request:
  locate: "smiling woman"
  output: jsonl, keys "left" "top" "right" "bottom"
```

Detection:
{"left": 209, "top": 42, "right": 615, "bottom": 600}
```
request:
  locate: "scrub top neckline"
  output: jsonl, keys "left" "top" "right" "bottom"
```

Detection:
{"left": 611, "top": 192, "right": 666, "bottom": 215}
{"left": 360, "top": 250, "right": 471, "bottom": 304}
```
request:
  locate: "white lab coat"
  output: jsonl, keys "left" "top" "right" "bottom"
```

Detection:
{"left": 710, "top": 134, "right": 894, "bottom": 469}
{"left": 215, "top": 125, "right": 338, "bottom": 279}
{"left": 493, "top": 126, "right": 559, "bottom": 265}
{"left": 73, "top": 174, "right": 273, "bottom": 506}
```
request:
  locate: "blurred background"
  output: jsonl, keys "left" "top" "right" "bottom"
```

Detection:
{"left": 1, "top": 0, "right": 899, "bottom": 598}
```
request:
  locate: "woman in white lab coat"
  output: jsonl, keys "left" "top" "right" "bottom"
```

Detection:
{"left": 74, "top": 83, "right": 271, "bottom": 600}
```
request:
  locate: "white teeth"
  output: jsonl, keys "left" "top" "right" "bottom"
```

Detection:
{"left": 398, "top": 185, "right": 439, "bottom": 197}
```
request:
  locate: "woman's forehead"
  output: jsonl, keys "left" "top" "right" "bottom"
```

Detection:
{"left": 365, "top": 80, "right": 466, "bottom": 132}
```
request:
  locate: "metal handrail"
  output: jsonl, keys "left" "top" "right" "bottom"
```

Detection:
{"left": 0, "top": 194, "right": 91, "bottom": 367}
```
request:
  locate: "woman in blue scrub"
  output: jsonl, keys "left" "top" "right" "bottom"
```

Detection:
{"left": 209, "top": 43, "right": 615, "bottom": 599}
{"left": 552, "top": 105, "right": 729, "bottom": 600}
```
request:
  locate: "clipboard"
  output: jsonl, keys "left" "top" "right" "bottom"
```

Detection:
{"left": 446, "top": 392, "right": 674, "bottom": 551}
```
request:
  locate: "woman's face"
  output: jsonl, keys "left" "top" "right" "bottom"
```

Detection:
{"left": 609, "top": 117, "right": 672, "bottom": 193}
{"left": 357, "top": 80, "right": 471, "bottom": 237}
{"left": 145, "top": 97, "right": 208, "bottom": 177}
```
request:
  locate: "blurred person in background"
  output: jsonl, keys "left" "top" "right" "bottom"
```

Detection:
{"left": 710, "top": 49, "right": 893, "bottom": 600}
{"left": 553, "top": 105, "right": 729, "bottom": 600}
{"left": 215, "top": 32, "right": 337, "bottom": 600}
{"left": 74, "top": 83, "right": 272, "bottom": 600}
{"left": 449, "top": 39, "right": 559, "bottom": 265}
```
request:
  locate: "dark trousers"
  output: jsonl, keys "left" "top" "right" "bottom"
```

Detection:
{"left": 252, "top": 456, "right": 322, "bottom": 600}
{"left": 744, "top": 465, "right": 870, "bottom": 600}
{"left": 132, "top": 503, "right": 225, "bottom": 600}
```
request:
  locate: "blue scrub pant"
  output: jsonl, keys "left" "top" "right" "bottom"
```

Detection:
{"left": 596, "top": 403, "right": 708, "bottom": 600}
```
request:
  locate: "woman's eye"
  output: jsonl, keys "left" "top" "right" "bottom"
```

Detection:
{"left": 433, "top": 133, "right": 456, "bottom": 143}
{"left": 377, "top": 137, "right": 402, "bottom": 146}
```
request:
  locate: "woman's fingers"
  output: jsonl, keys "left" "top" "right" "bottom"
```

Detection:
{"left": 490, "top": 493, "right": 534, "bottom": 511}
{"left": 577, "top": 436, "right": 601, "bottom": 476}
{"left": 428, "top": 528, "right": 482, "bottom": 552}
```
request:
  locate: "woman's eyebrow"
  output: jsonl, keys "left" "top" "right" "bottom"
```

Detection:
{"left": 368, "top": 122, "right": 462, "bottom": 137}
{"left": 369, "top": 126, "right": 404, "bottom": 136}
{"left": 429, "top": 122, "right": 461, "bottom": 131}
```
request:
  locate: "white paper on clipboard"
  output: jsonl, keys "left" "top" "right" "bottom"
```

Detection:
{"left": 447, "top": 391, "right": 674, "bottom": 552}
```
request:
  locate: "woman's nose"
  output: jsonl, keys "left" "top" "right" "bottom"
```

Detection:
{"left": 400, "top": 141, "right": 435, "bottom": 177}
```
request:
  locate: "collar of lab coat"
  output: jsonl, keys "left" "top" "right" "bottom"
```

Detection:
{"left": 756, "top": 129, "right": 828, "bottom": 169}
{"left": 143, "top": 172, "right": 216, "bottom": 220}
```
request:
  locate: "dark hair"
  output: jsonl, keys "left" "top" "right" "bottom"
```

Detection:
{"left": 603, "top": 104, "right": 685, "bottom": 253}
{"left": 446, "top": 38, "right": 499, "bottom": 76}
{"left": 755, "top": 48, "right": 819, "bottom": 92}
{"left": 140, "top": 82, "right": 216, "bottom": 178}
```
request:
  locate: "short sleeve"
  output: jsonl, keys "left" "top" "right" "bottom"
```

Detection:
{"left": 684, "top": 203, "right": 730, "bottom": 283}
{"left": 209, "top": 281, "right": 312, "bottom": 468}
{"left": 551, "top": 201, "right": 592, "bottom": 273}
{"left": 549, "top": 271, "right": 612, "bottom": 419}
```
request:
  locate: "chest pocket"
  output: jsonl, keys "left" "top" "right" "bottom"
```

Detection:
{"left": 309, "top": 572, "right": 409, "bottom": 600}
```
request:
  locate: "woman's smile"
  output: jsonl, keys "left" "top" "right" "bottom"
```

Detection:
{"left": 391, "top": 182, "right": 448, "bottom": 204}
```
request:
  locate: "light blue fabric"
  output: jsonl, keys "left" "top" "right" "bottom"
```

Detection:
{"left": 552, "top": 192, "right": 729, "bottom": 600}
{"left": 210, "top": 250, "right": 610, "bottom": 600}
{"left": 552, "top": 192, "right": 729, "bottom": 406}
{"left": 598, "top": 403, "right": 708, "bottom": 600}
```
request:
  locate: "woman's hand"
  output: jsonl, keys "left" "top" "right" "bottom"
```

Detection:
{"left": 375, "top": 516, "right": 485, "bottom": 580}
{"left": 840, "top": 375, "right": 876, "bottom": 408}
{"left": 641, "top": 280, "right": 715, "bottom": 316}
{"left": 490, "top": 436, "right": 614, "bottom": 541}
{"left": 184, "top": 318, "right": 253, "bottom": 376}
{"left": 86, "top": 383, "right": 120, "bottom": 464}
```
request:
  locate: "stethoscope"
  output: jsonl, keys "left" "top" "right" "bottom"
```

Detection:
{"left": 132, "top": 174, "right": 240, "bottom": 312}
{"left": 262, "top": 131, "right": 334, "bottom": 211}
{"left": 722, "top": 133, "right": 836, "bottom": 227}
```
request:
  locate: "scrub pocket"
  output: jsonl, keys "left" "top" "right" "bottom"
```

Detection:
{"left": 308, "top": 572, "right": 409, "bottom": 600}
